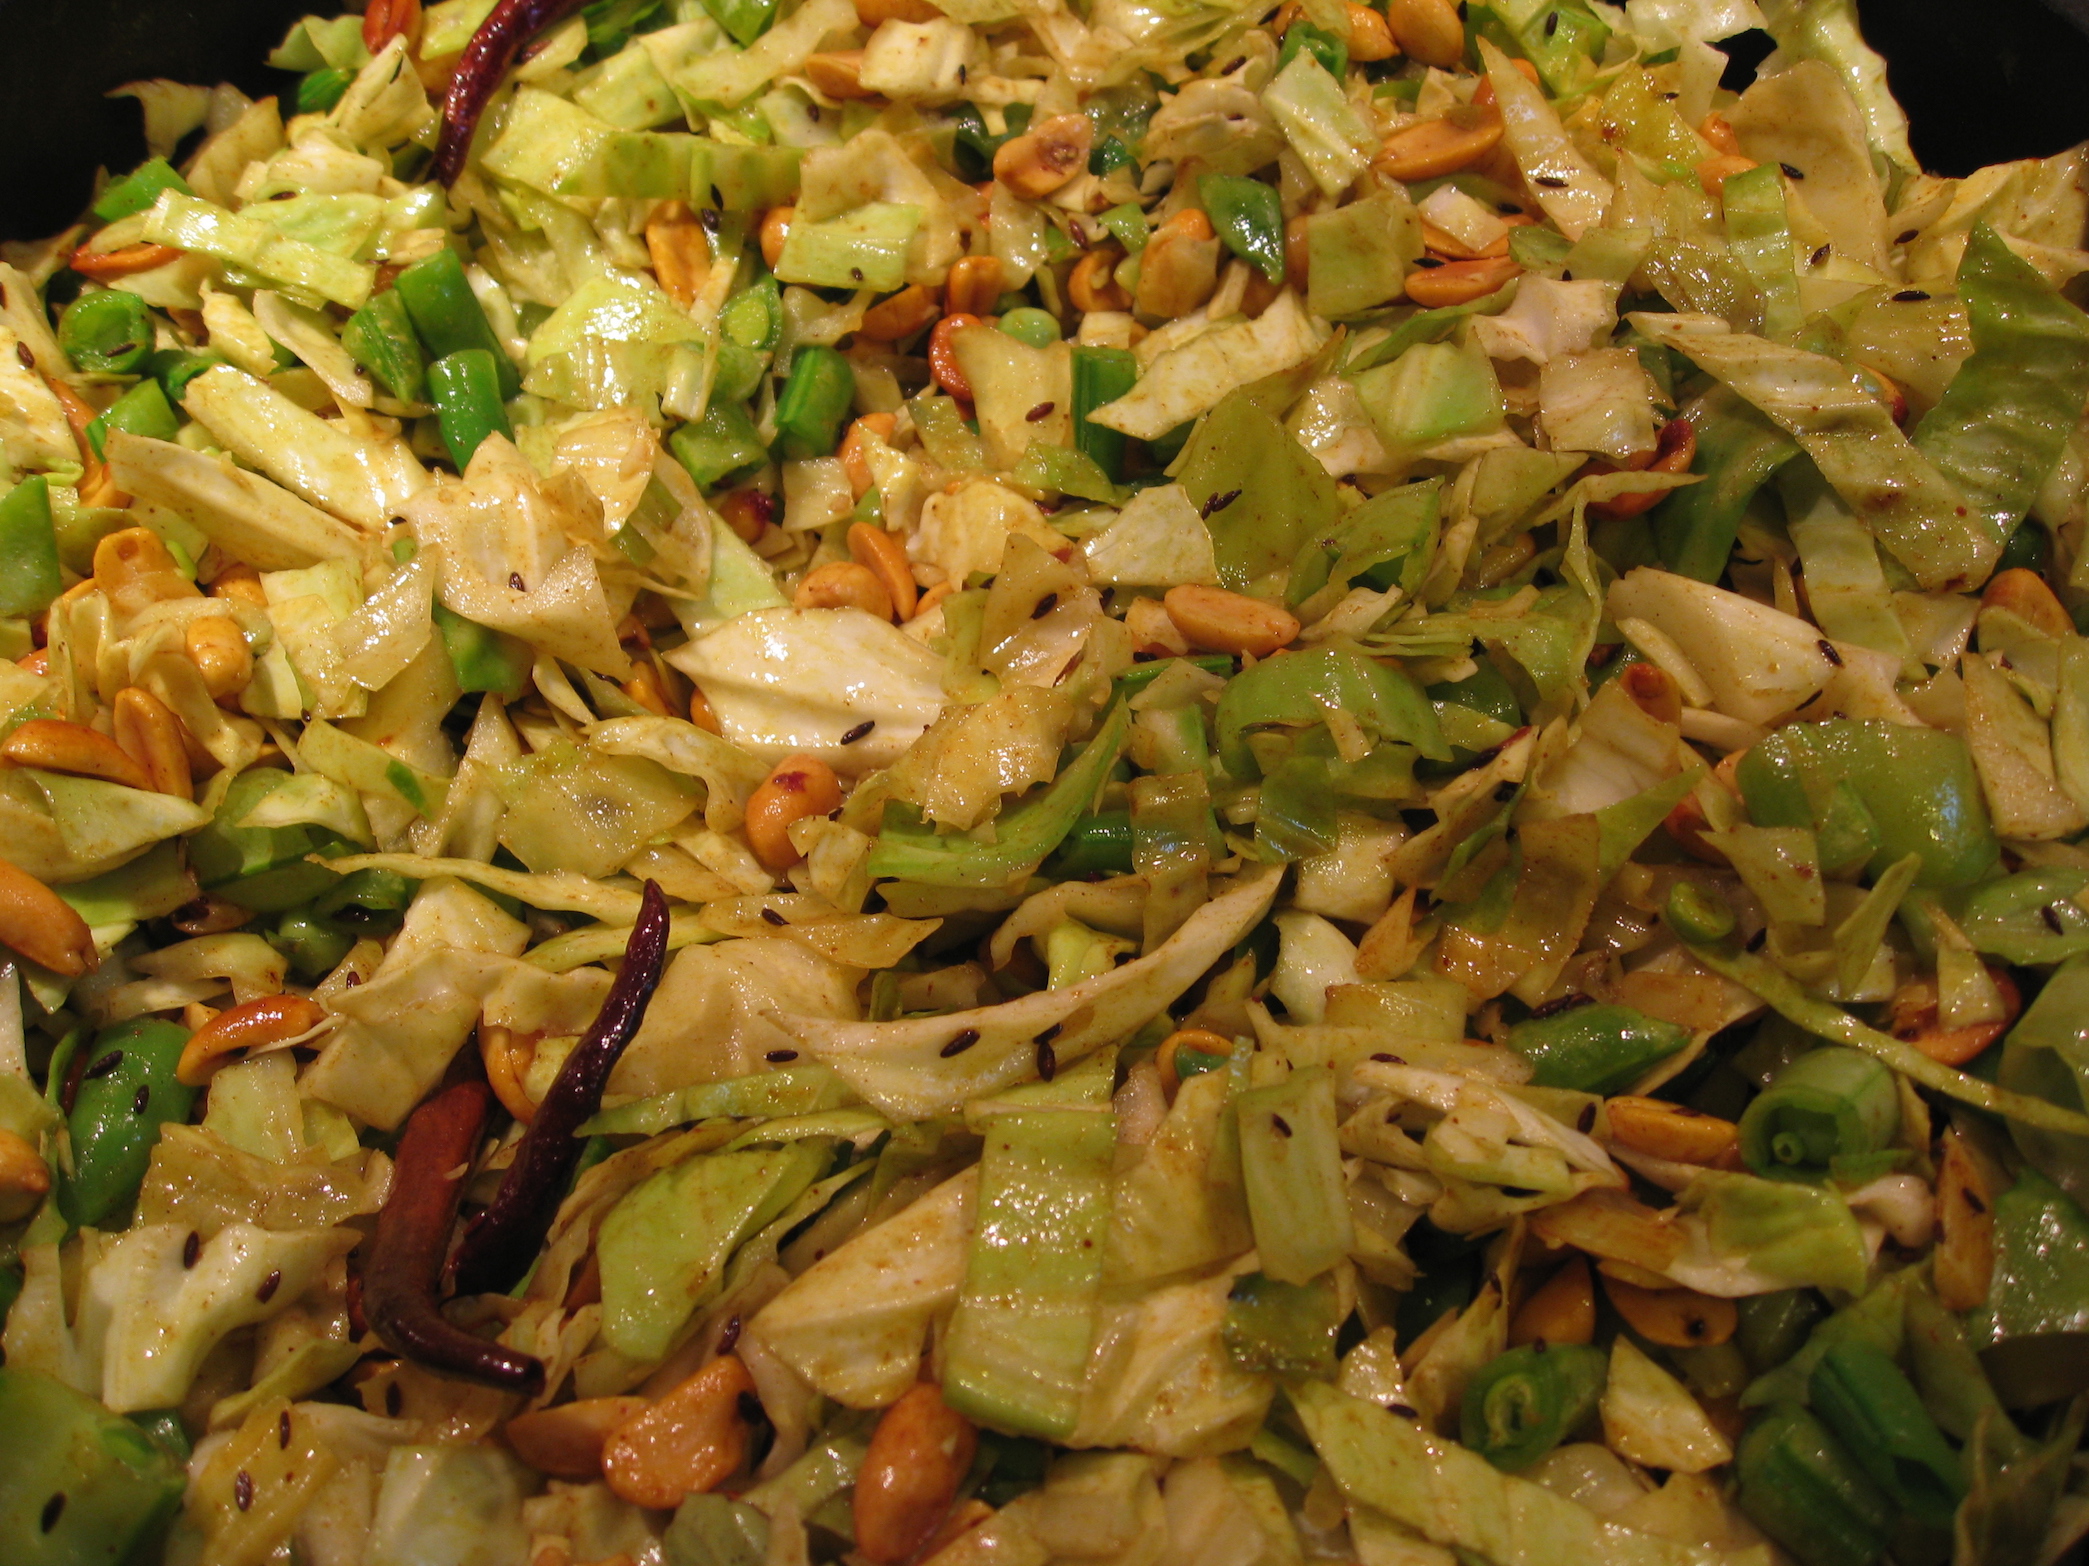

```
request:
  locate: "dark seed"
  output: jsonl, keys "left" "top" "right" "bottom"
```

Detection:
{"left": 1370, "top": 1052, "right": 1403, "bottom": 1064}
{"left": 1036, "top": 1022, "right": 1062, "bottom": 1043}
{"left": 718, "top": 1314, "right": 743, "bottom": 1353}
{"left": 40, "top": 1493, "right": 64, "bottom": 1531}
{"left": 1025, "top": 400, "right": 1055, "bottom": 422}
{"left": 1577, "top": 1103, "right": 1597, "bottom": 1132}
{"left": 1270, "top": 1114, "right": 1292, "bottom": 1137}
{"left": 509, "top": 572, "right": 526, "bottom": 592}
{"left": 1412, "top": 255, "right": 1445, "bottom": 268}
{"left": 941, "top": 1028, "right": 982, "bottom": 1057}
{"left": 1893, "top": 289, "right": 1930, "bottom": 302}
{"left": 2044, "top": 905, "right": 2068, "bottom": 933}
{"left": 1810, "top": 244, "right": 1830, "bottom": 266}
{"left": 1222, "top": 56, "right": 1245, "bottom": 73}
{"left": 1963, "top": 1189, "right": 1987, "bottom": 1214}
{"left": 183, "top": 1231, "right": 201, "bottom": 1268}
{"left": 1200, "top": 488, "right": 1241, "bottom": 519}
{"left": 386, "top": 1382, "right": 404, "bottom": 1417}
{"left": 700, "top": 208, "right": 722, "bottom": 232}
{"left": 1532, "top": 1338, "right": 1548, "bottom": 1353}
{"left": 1819, "top": 639, "right": 1843, "bottom": 666}
{"left": 15, "top": 342, "right": 32, "bottom": 370}
{"left": 346, "top": 971, "right": 362, "bottom": 987}
{"left": 765, "top": 1048, "right": 799, "bottom": 1062}
{"left": 256, "top": 1269, "right": 281, "bottom": 1304}
{"left": 132, "top": 1084, "right": 151, "bottom": 1115}
{"left": 1535, "top": 175, "right": 1569, "bottom": 188}
{"left": 280, "top": 1409, "right": 293, "bottom": 1448}
{"left": 760, "top": 907, "right": 787, "bottom": 926}
{"left": 1035, "top": 1040, "right": 1058, "bottom": 1080}
{"left": 83, "top": 1050, "right": 124, "bottom": 1080}
{"left": 1031, "top": 592, "right": 1059, "bottom": 620}
{"left": 1780, "top": 162, "right": 1803, "bottom": 179}
{"left": 1544, "top": 10, "right": 1558, "bottom": 33}
{"left": 1386, "top": 1402, "right": 1417, "bottom": 1417}
{"left": 850, "top": 267, "right": 865, "bottom": 282}
{"left": 840, "top": 720, "right": 875, "bottom": 744}
{"left": 235, "top": 1469, "right": 255, "bottom": 1511}
{"left": 1895, "top": 229, "right": 1918, "bottom": 244}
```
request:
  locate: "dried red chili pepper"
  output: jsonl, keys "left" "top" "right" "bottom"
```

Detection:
{"left": 363, "top": 1077, "right": 547, "bottom": 1394}
{"left": 450, "top": 881, "right": 671, "bottom": 1295}
{"left": 431, "top": 0, "right": 590, "bottom": 185}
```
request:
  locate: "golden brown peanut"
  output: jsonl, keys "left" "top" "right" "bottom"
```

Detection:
{"left": 804, "top": 50, "right": 875, "bottom": 99}
{"left": 1156, "top": 1028, "right": 1233, "bottom": 1096}
{"left": 185, "top": 615, "right": 255, "bottom": 701}
{"left": 1375, "top": 110, "right": 1506, "bottom": 183}
{"left": 1884, "top": 966, "right": 2021, "bottom": 1067}
{"left": 689, "top": 686, "right": 723, "bottom": 735}
{"left": 2, "top": 718, "right": 155, "bottom": 791}
{"left": 715, "top": 488, "right": 775, "bottom": 544}
{"left": 1601, "top": 1275, "right": 1737, "bottom": 1347}
{"left": 856, "top": 0, "right": 941, "bottom": 21}
{"left": 840, "top": 413, "right": 898, "bottom": 500}
{"left": 480, "top": 1023, "right": 540, "bottom": 1123}
{"left": 993, "top": 114, "right": 1093, "bottom": 199}
{"left": 794, "top": 561, "right": 895, "bottom": 620}
{"left": 849, "top": 520, "right": 918, "bottom": 620}
{"left": 928, "top": 314, "right": 981, "bottom": 401}
{"left": 1381, "top": 0, "right": 1464, "bottom": 66}
{"left": 745, "top": 755, "right": 845, "bottom": 871}
{"left": 92, "top": 525, "right": 179, "bottom": 586}
{"left": 1934, "top": 1128, "right": 1995, "bottom": 1311}
{"left": 0, "top": 854, "right": 97, "bottom": 977}
{"left": 0, "top": 1127, "right": 51, "bottom": 1223}
{"left": 1136, "top": 209, "right": 1221, "bottom": 320}
{"left": 1068, "top": 249, "right": 1132, "bottom": 314}
{"left": 856, "top": 1383, "right": 979, "bottom": 1565}
{"left": 945, "top": 255, "right": 1006, "bottom": 318}
{"left": 1589, "top": 417, "right": 1698, "bottom": 521}
{"left": 171, "top": 897, "right": 251, "bottom": 936}
{"left": 603, "top": 1356, "right": 757, "bottom": 1509}
{"left": 1604, "top": 1096, "right": 1738, "bottom": 1165}
{"left": 1470, "top": 56, "right": 1540, "bottom": 109}
{"left": 1510, "top": 1255, "right": 1596, "bottom": 1347}
{"left": 1404, "top": 255, "right": 1520, "bottom": 308}
{"left": 507, "top": 1396, "right": 652, "bottom": 1478}
{"left": 1854, "top": 363, "right": 1908, "bottom": 425}
{"left": 1468, "top": 531, "right": 1535, "bottom": 591}
{"left": 759, "top": 207, "right": 795, "bottom": 270}
{"left": 112, "top": 686, "right": 193, "bottom": 800}
{"left": 1695, "top": 153, "right": 1758, "bottom": 199}
{"left": 1982, "top": 566, "right": 2074, "bottom": 640}
{"left": 1346, "top": 2, "right": 1399, "bottom": 60}
{"left": 858, "top": 284, "right": 941, "bottom": 343}
{"left": 69, "top": 242, "right": 186, "bottom": 282}
{"left": 1697, "top": 111, "right": 1742, "bottom": 156}
{"left": 1162, "top": 585, "right": 1300, "bottom": 657}
{"left": 208, "top": 562, "right": 270, "bottom": 609}
{"left": 177, "top": 993, "right": 327, "bottom": 1086}
{"left": 646, "top": 201, "right": 712, "bottom": 308}
{"left": 621, "top": 658, "right": 676, "bottom": 719}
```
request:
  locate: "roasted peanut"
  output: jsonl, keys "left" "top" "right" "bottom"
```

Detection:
{"left": 858, "top": 284, "right": 942, "bottom": 343}
{"left": 1601, "top": 1275, "right": 1737, "bottom": 1348}
{"left": 689, "top": 686, "right": 723, "bottom": 734}
{"left": 1981, "top": 566, "right": 2073, "bottom": 640}
{"left": 68, "top": 242, "right": 185, "bottom": 282}
{"left": 1589, "top": 417, "right": 1698, "bottom": 521}
{"left": 0, "top": 854, "right": 97, "bottom": 976}
{"left": 171, "top": 895, "right": 253, "bottom": 935}
{"left": 794, "top": 561, "right": 895, "bottom": 620}
{"left": 1068, "top": 249, "right": 1132, "bottom": 314}
{"left": 112, "top": 686, "right": 194, "bottom": 800}
{"left": 1345, "top": 1, "right": 1399, "bottom": 60}
{"left": 185, "top": 615, "right": 255, "bottom": 700}
{"left": 1163, "top": 584, "right": 1299, "bottom": 657}
{"left": 479, "top": 1022, "right": 539, "bottom": 1122}
{"left": 945, "top": 255, "right": 1006, "bottom": 318}
{"left": 1376, "top": 109, "right": 1506, "bottom": 183}
{"left": 620, "top": 658, "right": 676, "bottom": 718}
{"left": 1136, "top": 209, "right": 1221, "bottom": 320}
{"left": 1854, "top": 363, "right": 1908, "bottom": 425}
{"left": 745, "top": 755, "right": 845, "bottom": 871}
{"left": 840, "top": 413, "right": 898, "bottom": 500}
{"left": 92, "top": 525, "right": 180, "bottom": 588}
{"left": 1470, "top": 56, "right": 1541, "bottom": 108}
{"left": 1616, "top": 660, "right": 1683, "bottom": 726}
{"left": 603, "top": 1355, "right": 757, "bottom": 1509}
{"left": 177, "top": 993, "right": 328, "bottom": 1086}
{"left": 646, "top": 201, "right": 712, "bottom": 308}
{"left": 1933, "top": 1128, "right": 1995, "bottom": 1311}
{"left": 993, "top": 114, "right": 1093, "bottom": 200}
{"left": 507, "top": 1396, "right": 653, "bottom": 1478}
{"left": 363, "top": 0, "right": 421, "bottom": 50}
{"left": 1885, "top": 966, "right": 2022, "bottom": 1067}
{"left": 856, "top": 1382, "right": 979, "bottom": 1565}
{"left": 2, "top": 718, "right": 154, "bottom": 791}
{"left": 804, "top": 50, "right": 875, "bottom": 99}
{"left": 1604, "top": 1096, "right": 1738, "bottom": 1166}
{"left": 929, "top": 313, "right": 982, "bottom": 401}
{"left": 1696, "top": 153, "right": 1758, "bottom": 199}
{"left": 1510, "top": 1255, "right": 1595, "bottom": 1347}
{"left": 715, "top": 488, "right": 775, "bottom": 543}
{"left": 0, "top": 1127, "right": 51, "bottom": 1223}
{"left": 1156, "top": 1027, "right": 1233, "bottom": 1095}
{"left": 856, "top": 0, "right": 941, "bottom": 21}
{"left": 849, "top": 519, "right": 918, "bottom": 620}
{"left": 1697, "top": 111, "right": 1742, "bottom": 157}
{"left": 1381, "top": 0, "right": 1464, "bottom": 67}
{"left": 759, "top": 207, "right": 794, "bottom": 271}
{"left": 208, "top": 562, "right": 270, "bottom": 609}
{"left": 1404, "top": 255, "right": 1520, "bottom": 308}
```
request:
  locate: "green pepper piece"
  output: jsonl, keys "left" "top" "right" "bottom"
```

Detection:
{"left": 1808, "top": 1339, "right": 1966, "bottom": 1525}
{"left": 1223, "top": 1271, "right": 1340, "bottom": 1378}
{"left": 85, "top": 379, "right": 178, "bottom": 459}
{"left": 343, "top": 287, "right": 430, "bottom": 404}
{"left": 186, "top": 767, "right": 348, "bottom": 912}
{"left": 1276, "top": 21, "right": 1347, "bottom": 80}
{"left": 1049, "top": 809, "right": 1134, "bottom": 877}
{"left": 57, "top": 289, "right": 153, "bottom": 376}
{"left": 147, "top": 347, "right": 226, "bottom": 404}
{"left": 297, "top": 66, "right": 355, "bottom": 115}
{"left": 310, "top": 866, "right": 415, "bottom": 931}
{"left": 1114, "top": 654, "right": 1235, "bottom": 699}
{"left": 1737, "top": 1404, "right": 1891, "bottom": 1566}
{"left": 62, "top": 1017, "right": 195, "bottom": 1229}
{"left": 431, "top": 602, "right": 534, "bottom": 700}
{"left": 1199, "top": 173, "right": 1286, "bottom": 283}
{"left": 1998, "top": 518, "right": 2050, "bottom": 576}
{"left": 1653, "top": 384, "right": 1800, "bottom": 582}
{"left": 274, "top": 909, "right": 356, "bottom": 981}
{"left": 0, "top": 1366, "right": 185, "bottom": 1566}
{"left": 1737, "top": 1288, "right": 1828, "bottom": 1376}
{"left": 721, "top": 275, "right": 783, "bottom": 352}
{"left": 1737, "top": 1046, "right": 1899, "bottom": 1185}
{"left": 1460, "top": 1342, "right": 1609, "bottom": 1471}
{"left": 997, "top": 307, "right": 1060, "bottom": 349}
{"left": 1964, "top": 1164, "right": 2089, "bottom": 1408}
{"left": 773, "top": 345, "right": 854, "bottom": 461}
{"left": 393, "top": 248, "right": 520, "bottom": 399}
{"left": 1504, "top": 1003, "right": 1691, "bottom": 1094}
{"left": 0, "top": 477, "right": 63, "bottom": 619}
{"left": 670, "top": 400, "right": 766, "bottom": 488}
{"left": 427, "top": 348, "right": 513, "bottom": 469}
{"left": 1071, "top": 345, "right": 1137, "bottom": 483}
{"left": 126, "top": 1408, "right": 193, "bottom": 1462}
{"left": 1736, "top": 720, "right": 1997, "bottom": 889}
{"left": 91, "top": 157, "right": 192, "bottom": 223}
{"left": 1664, "top": 879, "right": 1736, "bottom": 944}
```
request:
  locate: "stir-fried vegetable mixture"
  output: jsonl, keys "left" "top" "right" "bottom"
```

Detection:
{"left": 5, "top": 0, "right": 2089, "bottom": 1559}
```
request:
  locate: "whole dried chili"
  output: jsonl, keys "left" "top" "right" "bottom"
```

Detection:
{"left": 431, "top": 0, "right": 591, "bottom": 185}
{"left": 451, "top": 880, "right": 670, "bottom": 1295}
{"left": 363, "top": 1077, "right": 547, "bottom": 1394}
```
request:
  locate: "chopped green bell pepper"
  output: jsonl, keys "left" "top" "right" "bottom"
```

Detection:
{"left": 1736, "top": 1403, "right": 1892, "bottom": 1566}
{"left": 671, "top": 399, "right": 766, "bottom": 488}
{"left": 1505, "top": 1003, "right": 1691, "bottom": 1095}
{"left": 1809, "top": 1338, "right": 1965, "bottom": 1526}
{"left": 393, "top": 247, "right": 520, "bottom": 399}
{"left": 85, "top": 379, "right": 178, "bottom": 459}
{"left": 91, "top": 157, "right": 192, "bottom": 223}
{"left": 57, "top": 289, "right": 153, "bottom": 376}
{"left": 1461, "top": 1342, "right": 1609, "bottom": 1471}
{"left": 427, "top": 348, "right": 513, "bottom": 469}
{"left": 774, "top": 345, "right": 854, "bottom": 461}
{"left": 0, "top": 1366, "right": 185, "bottom": 1566}
{"left": 343, "top": 287, "right": 430, "bottom": 404}
{"left": 0, "top": 477, "right": 63, "bottom": 619}
{"left": 1200, "top": 173, "right": 1285, "bottom": 283}
{"left": 62, "top": 1017, "right": 196, "bottom": 1229}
